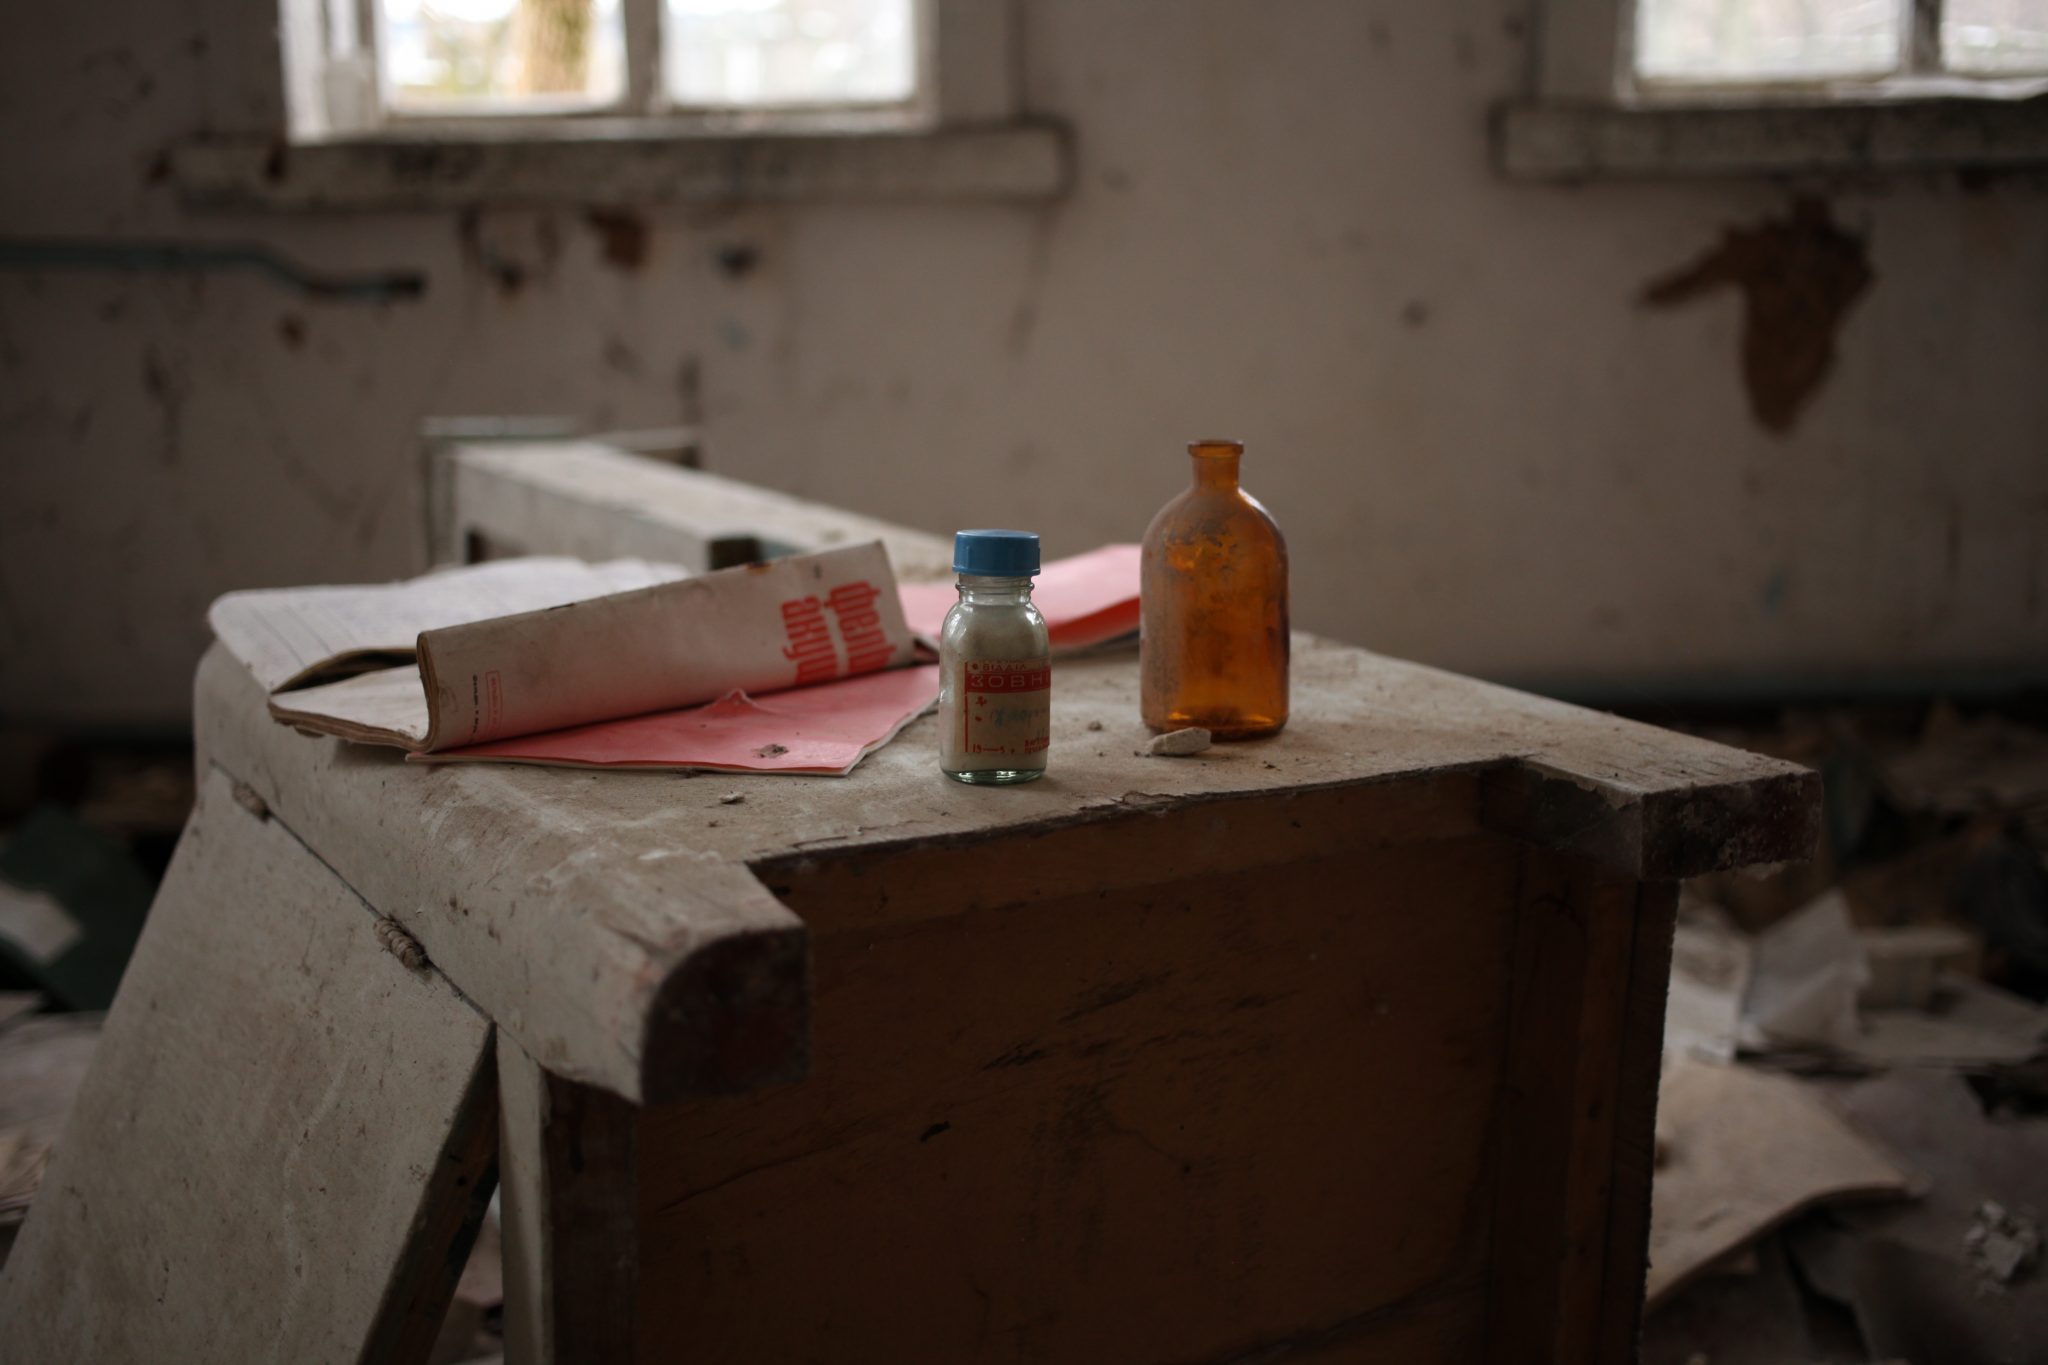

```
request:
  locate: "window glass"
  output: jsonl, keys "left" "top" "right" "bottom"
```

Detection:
{"left": 1635, "top": 0, "right": 1904, "bottom": 82}
{"left": 380, "top": 0, "right": 626, "bottom": 109}
{"left": 1944, "top": 0, "right": 2048, "bottom": 73}
{"left": 664, "top": 0, "right": 917, "bottom": 108}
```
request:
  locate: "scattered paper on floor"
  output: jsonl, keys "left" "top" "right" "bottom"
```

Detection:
{"left": 1648, "top": 1059, "right": 1913, "bottom": 1308}
{"left": 1742, "top": 890, "right": 1870, "bottom": 1053}
{"left": 1665, "top": 902, "right": 1754, "bottom": 1064}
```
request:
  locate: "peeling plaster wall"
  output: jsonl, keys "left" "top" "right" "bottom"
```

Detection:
{"left": 3, "top": 0, "right": 2046, "bottom": 725}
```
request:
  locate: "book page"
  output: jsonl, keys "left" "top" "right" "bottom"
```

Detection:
{"left": 416, "top": 664, "right": 941, "bottom": 776}
{"left": 211, "top": 557, "right": 686, "bottom": 692}
{"left": 269, "top": 665, "right": 433, "bottom": 748}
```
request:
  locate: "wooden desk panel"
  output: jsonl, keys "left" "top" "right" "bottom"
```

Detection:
{"left": 637, "top": 831, "right": 1514, "bottom": 1361}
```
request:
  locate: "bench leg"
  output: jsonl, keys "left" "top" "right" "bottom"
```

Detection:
{"left": 499, "top": 1035, "right": 640, "bottom": 1365}
{"left": 0, "top": 767, "right": 497, "bottom": 1364}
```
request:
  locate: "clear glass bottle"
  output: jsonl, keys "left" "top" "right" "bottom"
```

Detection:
{"left": 1140, "top": 439, "right": 1289, "bottom": 738}
{"left": 939, "top": 530, "right": 1051, "bottom": 784}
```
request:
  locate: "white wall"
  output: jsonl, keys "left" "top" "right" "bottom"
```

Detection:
{"left": 4, "top": 0, "right": 2045, "bottom": 725}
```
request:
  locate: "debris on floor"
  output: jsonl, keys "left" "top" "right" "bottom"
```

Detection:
{"left": 0, "top": 808, "right": 155, "bottom": 1010}
{"left": 0, "top": 733, "right": 187, "bottom": 1271}
{"left": 1802, "top": 1069, "right": 2048, "bottom": 1362}
{"left": 0, "top": 1008, "right": 100, "bottom": 1269}
{"left": 0, "top": 699, "right": 2040, "bottom": 1360}
{"left": 1743, "top": 890, "right": 1870, "bottom": 1054}
{"left": 429, "top": 1207, "right": 505, "bottom": 1365}
{"left": 1648, "top": 1059, "right": 1912, "bottom": 1308}
{"left": 1663, "top": 898, "right": 1752, "bottom": 1063}
{"left": 1859, "top": 923, "right": 1978, "bottom": 1011}
{"left": 1966, "top": 1201, "right": 2041, "bottom": 1287}
{"left": 1645, "top": 698, "right": 2048, "bottom": 1365}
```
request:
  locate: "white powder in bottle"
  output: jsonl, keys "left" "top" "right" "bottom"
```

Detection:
{"left": 938, "top": 530, "right": 1049, "bottom": 784}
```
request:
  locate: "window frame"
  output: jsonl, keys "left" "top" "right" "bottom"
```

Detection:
{"left": 173, "top": 0, "right": 1066, "bottom": 209}
{"left": 1503, "top": 0, "right": 2048, "bottom": 177}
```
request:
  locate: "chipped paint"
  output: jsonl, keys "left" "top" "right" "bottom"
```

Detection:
{"left": 586, "top": 209, "right": 651, "bottom": 271}
{"left": 1641, "top": 198, "right": 1872, "bottom": 434}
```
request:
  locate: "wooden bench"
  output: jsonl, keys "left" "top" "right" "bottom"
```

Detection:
{"left": 0, "top": 444, "right": 1818, "bottom": 1363}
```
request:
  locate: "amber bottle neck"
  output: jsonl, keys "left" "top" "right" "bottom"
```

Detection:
{"left": 1188, "top": 441, "right": 1243, "bottom": 491}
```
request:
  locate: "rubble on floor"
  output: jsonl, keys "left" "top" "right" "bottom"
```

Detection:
{"left": 0, "top": 1006, "right": 99, "bottom": 1268}
{"left": 429, "top": 1208, "right": 505, "bottom": 1365}
{"left": 1645, "top": 699, "right": 2048, "bottom": 1365}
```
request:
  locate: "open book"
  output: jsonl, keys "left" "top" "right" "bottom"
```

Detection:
{"left": 225, "top": 545, "right": 939, "bottom": 776}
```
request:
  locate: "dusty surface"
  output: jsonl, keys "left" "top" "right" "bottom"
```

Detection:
{"left": 208, "top": 633, "right": 1813, "bottom": 877}
{"left": 198, "top": 632, "right": 1812, "bottom": 1103}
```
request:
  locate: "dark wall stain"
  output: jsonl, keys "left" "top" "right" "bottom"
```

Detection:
{"left": 1005, "top": 213, "right": 1061, "bottom": 358}
{"left": 1641, "top": 197, "right": 1873, "bottom": 435}
{"left": 458, "top": 208, "right": 542, "bottom": 297}
{"left": 140, "top": 346, "right": 187, "bottom": 466}
{"left": 602, "top": 337, "right": 640, "bottom": 375}
{"left": 715, "top": 243, "right": 760, "bottom": 279}
{"left": 586, "top": 209, "right": 650, "bottom": 271}
{"left": 675, "top": 355, "right": 703, "bottom": 427}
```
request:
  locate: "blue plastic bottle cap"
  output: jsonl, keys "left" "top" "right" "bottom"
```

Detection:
{"left": 953, "top": 529, "right": 1041, "bottom": 576}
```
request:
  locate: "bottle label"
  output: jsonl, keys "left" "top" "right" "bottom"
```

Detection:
{"left": 959, "top": 657, "right": 1052, "bottom": 759}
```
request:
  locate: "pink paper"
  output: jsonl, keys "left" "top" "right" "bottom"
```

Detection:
{"left": 413, "top": 664, "right": 940, "bottom": 776}
{"left": 899, "top": 544, "right": 1141, "bottom": 653}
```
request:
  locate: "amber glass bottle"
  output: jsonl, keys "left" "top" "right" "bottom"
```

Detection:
{"left": 1140, "top": 439, "right": 1289, "bottom": 738}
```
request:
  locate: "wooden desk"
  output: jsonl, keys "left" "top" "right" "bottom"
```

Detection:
{"left": 1, "top": 448, "right": 1817, "bottom": 1363}
{"left": 5, "top": 632, "right": 1813, "bottom": 1364}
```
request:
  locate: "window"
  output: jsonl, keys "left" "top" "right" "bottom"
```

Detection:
{"left": 1501, "top": 0, "right": 2048, "bottom": 176}
{"left": 1632, "top": 0, "right": 2048, "bottom": 99}
{"left": 184, "top": 0, "right": 1065, "bottom": 208}
{"left": 301, "top": 0, "right": 926, "bottom": 134}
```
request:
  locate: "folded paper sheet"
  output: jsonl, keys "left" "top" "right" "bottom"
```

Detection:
{"left": 898, "top": 544, "right": 1142, "bottom": 654}
{"left": 246, "top": 544, "right": 936, "bottom": 776}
